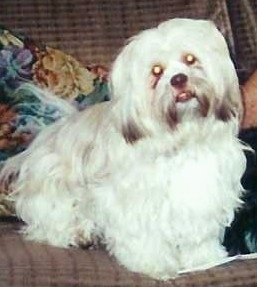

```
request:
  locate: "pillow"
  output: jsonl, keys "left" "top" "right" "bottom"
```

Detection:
{"left": 0, "top": 26, "right": 110, "bottom": 216}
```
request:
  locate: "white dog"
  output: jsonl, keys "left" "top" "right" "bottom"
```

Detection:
{"left": 1, "top": 18, "right": 247, "bottom": 279}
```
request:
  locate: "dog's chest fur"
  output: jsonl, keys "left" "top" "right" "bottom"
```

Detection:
{"left": 87, "top": 120, "right": 245, "bottom": 257}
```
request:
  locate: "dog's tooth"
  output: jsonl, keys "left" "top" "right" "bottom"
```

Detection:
{"left": 176, "top": 92, "right": 192, "bottom": 102}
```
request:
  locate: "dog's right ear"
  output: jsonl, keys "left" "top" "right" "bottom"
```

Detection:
{"left": 109, "top": 37, "right": 151, "bottom": 144}
{"left": 108, "top": 37, "right": 137, "bottom": 101}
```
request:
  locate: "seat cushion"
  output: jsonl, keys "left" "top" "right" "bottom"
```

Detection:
{"left": 0, "top": 220, "right": 257, "bottom": 287}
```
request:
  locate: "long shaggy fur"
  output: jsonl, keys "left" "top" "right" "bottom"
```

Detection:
{"left": 0, "top": 18, "right": 247, "bottom": 279}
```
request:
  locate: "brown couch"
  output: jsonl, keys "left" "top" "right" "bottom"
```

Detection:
{"left": 0, "top": 0, "right": 257, "bottom": 286}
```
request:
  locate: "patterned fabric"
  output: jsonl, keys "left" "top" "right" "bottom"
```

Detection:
{"left": 0, "top": 26, "right": 110, "bottom": 215}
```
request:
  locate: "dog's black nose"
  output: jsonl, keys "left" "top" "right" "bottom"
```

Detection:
{"left": 170, "top": 73, "right": 188, "bottom": 88}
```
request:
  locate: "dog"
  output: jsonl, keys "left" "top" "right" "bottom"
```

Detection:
{"left": 0, "top": 18, "right": 247, "bottom": 279}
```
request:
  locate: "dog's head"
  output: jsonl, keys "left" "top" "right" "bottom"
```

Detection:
{"left": 109, "top": 18, "right": 242, "bottom": 143}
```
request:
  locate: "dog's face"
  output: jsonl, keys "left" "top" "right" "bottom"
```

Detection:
{"left": 110, "top": 18, "right": 242, "bottom": 143}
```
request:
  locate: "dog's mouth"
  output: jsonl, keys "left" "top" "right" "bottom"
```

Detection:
{"left": 175, "top": 90, "right": 196, "bottom": 103}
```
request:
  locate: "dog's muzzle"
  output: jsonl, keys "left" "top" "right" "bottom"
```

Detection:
{"left": 170, "top": 73, "right": 195, "bottom": 103}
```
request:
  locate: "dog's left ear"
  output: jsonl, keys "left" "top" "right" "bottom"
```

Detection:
{"left": 215, "top": 80, "right": 243, "bottom": 124}
{"left": 202, "top": 21, "right": 243, "bottom": 125}
{"left": 215, "top": 96, "right": 241, "bottom": 123}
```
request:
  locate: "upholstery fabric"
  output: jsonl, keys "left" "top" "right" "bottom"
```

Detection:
{"left": 0, "top": 0, "right": 233, "bottom": 68}
{"left": 0, "top": 220, "right": 257, "bottom": 287}
{"left": 227, "top": 0, "right": 257, "bottom": 82}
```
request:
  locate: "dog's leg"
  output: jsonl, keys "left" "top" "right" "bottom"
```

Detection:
{"left": 14, "top": 186, "right": 95, "bottom": 247}
{"left": 1, "top": 138, "right": 96, "bottom": 247}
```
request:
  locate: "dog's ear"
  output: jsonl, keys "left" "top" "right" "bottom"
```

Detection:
{"left": 109, "top": 36, "right": 152, "bottom": 144}
{"left": 215, "top": 82, "right": 243, "bottom": 124}
{"left": 109, "top": 37, "right": 138, "bottom": 101}
{"left": 215, "top": 99, "right": 237, "bottom": 122}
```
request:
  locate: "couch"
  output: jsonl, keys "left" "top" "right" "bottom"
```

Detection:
{"left": 0, "top": 0, "right": 257, "bottom": 286}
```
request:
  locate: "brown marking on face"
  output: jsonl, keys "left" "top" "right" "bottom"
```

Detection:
{"left": 197, "top": 95, "right": 211, "bottom": 117}
{"left": 122, "top": 120, "right": 145, "bottom": 144}
{"left": 151, "top": 76, "right": 162, "bottom": 89}
{"left": 165, "top": 104, "right": 178, "bottom": 129}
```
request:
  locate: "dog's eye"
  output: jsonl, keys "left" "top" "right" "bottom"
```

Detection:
{"left": 151, "top": 65, "right": 164, "bottom": 77}
{"left": 184, "top": 54, "right": 197, "bottom": 65}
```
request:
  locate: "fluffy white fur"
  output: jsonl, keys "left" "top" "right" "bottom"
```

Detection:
{"left": 0, "top": 18, "right": 247, "bottom": 279}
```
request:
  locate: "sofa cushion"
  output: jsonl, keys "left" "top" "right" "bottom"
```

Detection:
{"left": 0, "top": 220, "right": 257, "bottom": 287}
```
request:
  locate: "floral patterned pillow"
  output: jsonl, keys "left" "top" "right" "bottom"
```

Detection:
{"left": 0, "top": 26, "right": 110, "bottom": 216}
